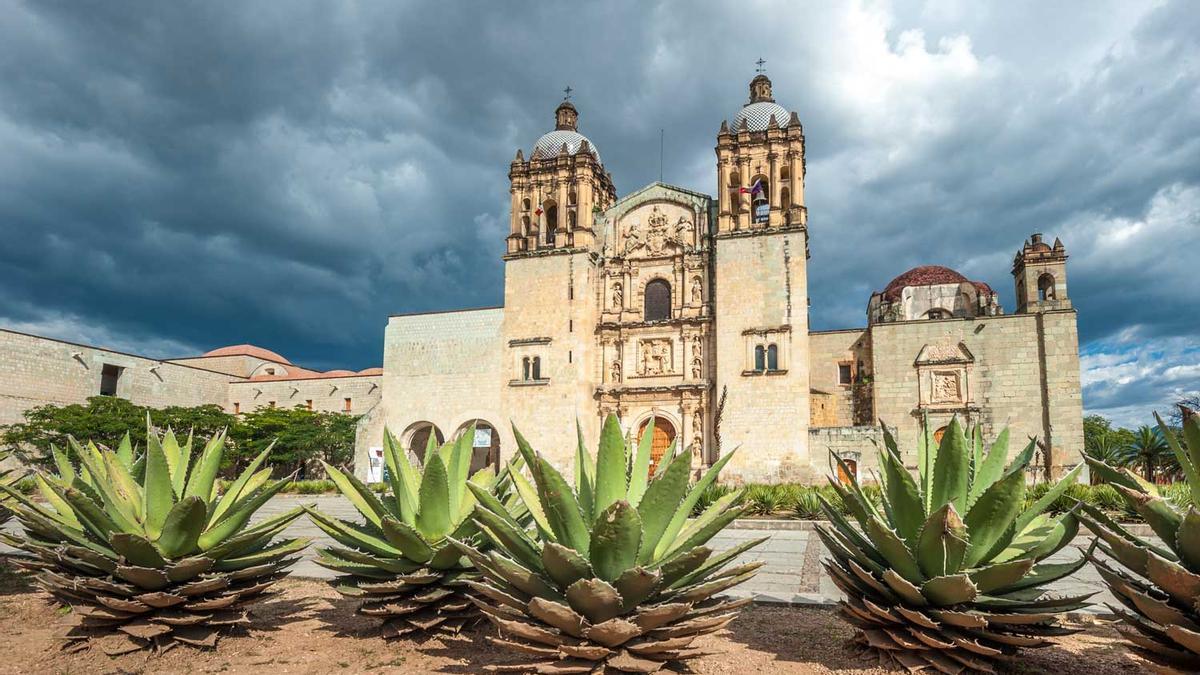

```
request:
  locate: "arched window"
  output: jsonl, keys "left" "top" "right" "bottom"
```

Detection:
{"left": 1038, "top": 273, "right": 1056, "bottom": 301}
{"left": 644, "top": 279, "right": 671, "bottom": 322}
{"left": 531, "top": 356, "right": 542, "bottom": 380}
{"left": 543, "top": 200, "right": 558, "bottom": 246}
{"left": 522, "top": 356, "right": 531, "bottom": 381}
{"left": 728, "top": 171, "right": 741, "bottom": 188}
{"left": 925, "top": 308, "right": 952, "bottom": 320}
{"left": 521, "top": 215, "right": 531, "bottom": 235}
{"left": 729, "top": 190, "right": 742, "bottom": 215}
{"left": 751, "top": 175, "right": 770, "bottom": 224}
{"left": 754, "top": 345, "right": 766, "bottom": 371}
{"left": 780, "top": 186, "right": 791, "bottom": 208}
{"left": 567, "top": 191, "right": 577, "bottom": 206}
{"left": 567, "top": 210, "right": 577, "bottom": 229}
{"left": 933, "top": 425, "right": 949, "bottom": 445}
{"left": 522, "top": 198, "right": 531, "bottom": 211}
{"left": 767, "top": 344, "right": 779, "bottom": 371}
{"left": 780, "top": 165, "right": 791, "bottom": 183}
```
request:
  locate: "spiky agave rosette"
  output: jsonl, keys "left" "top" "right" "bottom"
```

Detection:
{"left": 0, "top": 447, "right": 25, "bottom": 527}
{"left": 455, "top": 415, "right": 765, "bottom": 674}
{"left": 816, "top": 418, "right": 1093, "bottom": 674}
{"left": 307, "top": 425, "right": 529, "bottom": 639}
{"left": 1078, "top": 411, "right": 1200, "bottom": 674}
{"left": 0, "top": 427, "right": 309, "bottom": 655}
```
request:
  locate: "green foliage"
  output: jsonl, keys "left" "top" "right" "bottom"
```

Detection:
{"left": 455, "top": 414, "right": 762, "bottom": 672}
{"left": 0, "top": 397, "right": 232, "bottom": 469}
{"left": 690, "top": 482, "right": 734, "bottom": 517}
{"left": 817, "top": 417, "right": 1090, "bottom": 671}
{"left": 0, "top": 423, "right": 308, "bottom": 654}
{"left": 228, "top": 406, "right": 356, "bottom": 476}
{"left": 1121, "top": 425, "right": 1173, "bottom": 483}
{"left": 1080, "top": 412, "right": 1200, "bottom": 670}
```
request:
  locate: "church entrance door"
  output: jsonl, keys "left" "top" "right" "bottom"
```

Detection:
{"left": 638, "top": 417, "right": 676, "bottom": 475}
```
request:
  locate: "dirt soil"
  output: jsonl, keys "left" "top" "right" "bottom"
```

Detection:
{"left": 0, "top": 567, "right": 1141, "bottom": 675}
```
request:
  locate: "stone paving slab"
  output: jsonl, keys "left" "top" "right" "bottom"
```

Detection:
{"left": 4, "top": 494, "right": 1134, "bottom": 612}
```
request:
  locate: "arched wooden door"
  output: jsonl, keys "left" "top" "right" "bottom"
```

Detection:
{"left": 638, "top": 417, "right": 676, "bottom": 475}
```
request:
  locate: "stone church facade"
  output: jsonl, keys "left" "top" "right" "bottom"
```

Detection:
{"left": 0, "top": 74, "right": 1083, "bottom": 484}
{"left": 355, "top": 74, "right": 1085, "bottom": 484}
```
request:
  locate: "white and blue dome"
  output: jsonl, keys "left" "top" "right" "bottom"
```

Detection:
{"left": 532, "top": 129, "right": 601, "bottom": 163}
{"left": 733, "top": 101, "right": 793, "bottom": 132}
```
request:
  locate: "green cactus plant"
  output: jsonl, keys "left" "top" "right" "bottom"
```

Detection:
{"left": 0, "top": 425, "right": 308, "bottom": 655}
{"left": 0, "top": 448, "right": 25, "bottom": 527}
{"left": 1079, "top": 410, "right": 1200, "bottom": 674}
{"left": 454, "top": 415, "right": 764, "bottom": 673}
{"left": 306, "top": 425, "right": 528, "bottom": 638}
{"left": 817, "top": 418, "right": 1092, "bottom": 672}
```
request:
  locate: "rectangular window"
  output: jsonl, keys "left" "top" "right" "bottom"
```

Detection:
{"left": 344, "top": 397, "right": 352, "bottom": 412}
{"left": 838, "top": 363, "right": 853, "bottom": 385}
{"left": 99, "top": 364, "right": 122, "bottom": 396}
{"left": 305, "top": 399, "right": 313, "bottom": 410}
{"left": 268, "top": 401, "right": 276, "bottom": 408}
{"left": 233, "top": 402, "right": 240, "bottom": 414}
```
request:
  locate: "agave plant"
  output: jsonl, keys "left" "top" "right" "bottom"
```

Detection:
{"left": 0, "top": 447, "right": 25, "bottom": 526}
{"left": 455, "top": 415, "right": 764, "bottom": 673}
{"left": 1079, "top": 410, "right": 1200, "bottom": 674}
{"left": 817, "top": 418, "right": 1092, "bottom": 673}
{"left": 0, "top": 426, "right": 308, "bottom": 655}
{"left": 307, "top": 425, "right": 527, "bottom": 639}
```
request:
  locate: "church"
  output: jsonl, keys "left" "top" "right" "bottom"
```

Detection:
{"left": 353, "top": 73, "right": 1085, "bottom": 484}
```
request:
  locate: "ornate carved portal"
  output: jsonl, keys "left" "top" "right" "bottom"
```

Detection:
{"left": 623, "top": 205, "right": 693, "bottom": 257}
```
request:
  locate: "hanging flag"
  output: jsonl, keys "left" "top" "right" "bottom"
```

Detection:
{"left": 750, "top": 178, "right": 764, "bottom": 196}
{"left": 535, "top": 205, "right": 543, "bottom": 216}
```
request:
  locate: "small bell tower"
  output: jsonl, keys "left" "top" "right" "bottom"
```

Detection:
{"left": 506, "top": 91, "right": 616, "bottom": 257}
{"left": 1013, "top": 233, "right": 1071, "bottom": 313}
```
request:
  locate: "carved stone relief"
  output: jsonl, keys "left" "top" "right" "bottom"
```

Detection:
{"left": 622, "top": 204, "right": 694, "bottom": 257}
{"left": 931, "top": 371, "right": 962, "bottom": 404}
{"left": 639, "top": 339, "right": 674, "bottom": 376}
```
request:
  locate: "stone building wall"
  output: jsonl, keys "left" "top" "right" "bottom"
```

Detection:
{"left": 355, "top": 307, "right": 506, "bottom": 480}
{"left": 227, "top": 375, "right": 381, "bottom": 415}
{"left": 808, "top": 426, "right": 884, "bottom": 478}
{"left": 712, "top": 230, "right": 812, "bottom": 483}
{"left": 167, "top": 354, "right": 278, "bottom": 378}
{"left": 808, "top": 329, "right": 868, "bottom": 427}
{"left": 867, "top": 310, "right": 1083, "bottom": 475}
{"left": 0, "top": 328, "right": 233, "bottom": 427}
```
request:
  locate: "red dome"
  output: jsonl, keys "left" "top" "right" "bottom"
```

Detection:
{"left": 201, "top": 344, "right": 292, "bottom": 364}
{"left": 882, "top": 265, "right": 969, "bottom": 300}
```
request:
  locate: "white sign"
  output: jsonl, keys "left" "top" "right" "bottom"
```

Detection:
{"left": 366, "top": 446, "right": 384, "bottom": 483}
{"left": 473, "top": 428, "right": 492, "bottom": 448}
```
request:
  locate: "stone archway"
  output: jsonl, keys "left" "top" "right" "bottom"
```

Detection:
{"left": 637, "top": 416, "right": 677, "bottom": 475}
{"left": 402, "top": 421, "right": 444, "bottom": 464}
{"left": 455, "top": 419, "right": 501, "bottom": 474}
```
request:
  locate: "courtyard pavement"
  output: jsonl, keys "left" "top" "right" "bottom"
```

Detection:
{"left": 0, "top": 493, "right": 1129, "bottom": 612}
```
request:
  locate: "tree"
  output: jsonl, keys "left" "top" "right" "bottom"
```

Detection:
{"left": 1121, "top": 425, "right": 1171, "bottom": 483}
{"left": 228, "top": 406, "right": 357, "bottom": 478}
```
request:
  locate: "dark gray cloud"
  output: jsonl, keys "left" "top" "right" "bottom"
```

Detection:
{"left": 0, "top": 0, "right": 1196, "bottom": 425}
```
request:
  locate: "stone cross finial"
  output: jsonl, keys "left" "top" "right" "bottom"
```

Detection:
{"left": 563, "top": 86, "right": 573, "bottom": 101}
{"left": 755, "top": 57, "right": 766, "bottom": 73}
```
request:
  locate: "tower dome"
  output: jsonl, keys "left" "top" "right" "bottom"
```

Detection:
{"left": 732, "top": 73, "right": 795, "bottom": 132}
{"left": 531, "top": 99, "right": 601, "bottom": 162}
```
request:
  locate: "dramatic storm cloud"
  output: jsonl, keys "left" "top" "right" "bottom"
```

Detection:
{"left": 0, "top": 0, "right": 1196, "bottom": 426}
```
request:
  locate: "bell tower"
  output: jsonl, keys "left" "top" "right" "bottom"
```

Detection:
{"left": 1013, "top": 233, "right": 1071, "bottom": 313}
{"left": 506, "top": 96, "right": 616, "bottom": 256}
{"left": 711, "top": 68, "right": 814, "bottom": 483}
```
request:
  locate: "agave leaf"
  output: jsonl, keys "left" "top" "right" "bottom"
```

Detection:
{"left": 55, "top": 483, "right": 122, "bottom": 541}
{"left": 171, "top": 430, "right": 194, "bottom": 499}
{"left": 206, "top": 506, "right": 306, "bottom": 559}
{"left": 1157, "top": 412, "right": 1200, "bottom": 505}
{"left": 672, "top": 536, "right": 768, "bottom": 589}
{"left": 921, "top": 574, "right": 978, "bottom": 606}
{"left": 664, "top": 492, "right": 744, "bottom": 559}
{"left": 917, "top": 410, "right": 935, "bottom": 509}
{"left": 473, "top": 505, "right": 542, "bottom": 572}
{"left": 593, "top": 415, "right": 630, "bottom": 518}
{"left": 445, "top": 425, "right": 474, "bottom": 516}
{"left": 963, "top": 466, "right": 1025, "bottom": 568}
{"left": 534, "top": 454, "right": 590, "bottom": 556}
{"left": 1015, "top": 463, "right": 1083, "bottom": 535}
{"left": 210, "top": 446, "right": 272, "bottom": 523}
{"left": 864, "top": 515, "right": 923, "bottom": 584}
{"left": 614, "top": 566, "right": 661, "bottom": 610}
{"left": 969, "top": 428, "right": 1010, "bottom": 506}
{"left": 636, "top": 446, "right": 692, "bottom": 565}
{"left": 628, "top": 417, "right": 655, "bottom": 507}
{"left": 574, "top": 420, "right": 595, "bottom": 522}
{"left": 968, "top": 557, "right": 1035, "bottom": 594}
{"left": 1177, "top": 508, "right": 1200, "bottom": 572}
{"left": 487, "top": 551, "right": 561, "bottom": 601}
{"left": 915, "top": 503, "right": 969, "bottom": 578}
{"left": 881, "top": 569, "right": 928, "bottom": 606}
{"left": 34, "top": 475, "right": 82, "bottom": 528}
{"left": 196, "top": 476, "right": 291, "bottom": 551}
{"left": 819, "top": 496, "right": 889, "bottom": 569}
{"left": 1025, "top": 513, "right": 1080, "bottom": 562}
{"left": 381, "top": 428, "right": 419, "bottom": 524}
{"left": 654, "top": 449, "right": 738, "bottom": 560}
{"left": 110, "top": 532, "right": 167, "bottom": 568}
{"left": 1144, "top": 549, "right": 1200, "bottom": 607}
{"left": 1114, "top": 483, "right": 1183, "bottom": 548}
{"left": 414, "top": 453, "right": 452, "bottom": 540}
{"left": 322, "top": 461, "right": 387, "bottom": 529}
{"left": 1082, "top": 454, "right": 1157, "bottom": 496}
{"left": 508, "top": 465, "right": 554, "bottom": 541}
{"left": 993, "top": 554, "right": 1092, "bottom": 595}
{"left": 306, "top": 508, "right": 404, "bottom": 558}
{"left": 115, "top": 432, "right": 135, "bottom": 471}
{"left": 542, "top": 542, "right": 592, "bottom": 589}
{"left": 51, "top": 445, "right": 77, "bottom": 485}
{"left": 215, "top": 537, "right": 308, "bottom": 571}
{"left": 1076, "top": 509, "right": 1150, "bottom": 574}
{"left": 155, "top": 496, "right": 207, "bottom": 559}
{"left": 930, "top": 418, "right": 969, "bottom": 513}
{"left": 879, "top": 425, "right": 925, "bottom": 546}
{"left": 564, "top": 577, "right": 623, "bottom": 624}
{"left": 182, "top": 432, "right": 224, "bottom": 504}
{"left": 590, "top": 500, "right": 643, "bottom": 582}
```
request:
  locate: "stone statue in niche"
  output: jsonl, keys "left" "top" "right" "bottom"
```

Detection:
{"left": 675, "top": 215, "right": 695, "bottom": 249}
{"left": 689, "top": 437, "right": 701, "bottom": 465}
{"left": 691, "top": 277, "right": 703, "bottom": 304}
{"left": 611, "top": 282, "right": 623, "bottom": 309}
{"left": 639, "top": 339, "right": 673, "bottom": 376}
{"left": 692, "top": 410, "right": 703, "bottom": 436}
{"left": 692, "top": 335, "right": 702, "bottom": 358}
{"left": 932, "top": 371, "right": 962, "bottom": 403}
{"left": 691, "top": 356, "right": 702, "bottom": 379}
{"left": 611, "top": 360, "right": 622, "bottom": 384}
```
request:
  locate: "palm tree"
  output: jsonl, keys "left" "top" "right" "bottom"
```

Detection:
{"left": 1121, "top": 425, "right": 1170, "bottom": 483}
{"left": 1087, "top": 432, "right": 1126, "bottom": 484}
